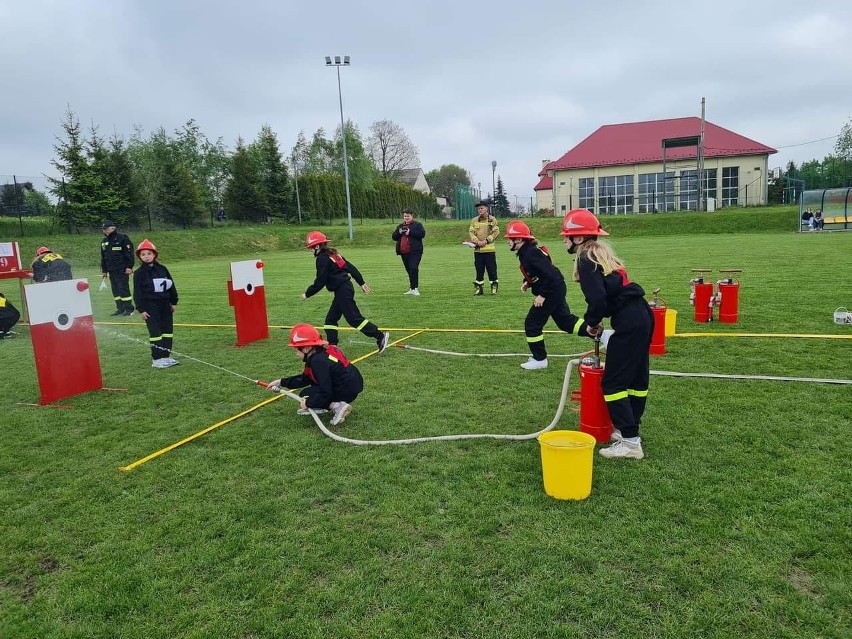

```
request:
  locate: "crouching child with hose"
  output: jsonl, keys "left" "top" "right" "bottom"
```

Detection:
{"left": 267, "top": 323, "right": 364, "bottom": 426}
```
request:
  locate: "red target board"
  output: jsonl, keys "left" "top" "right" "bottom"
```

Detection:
{"left": 25, "top": 279, "right": 103, "bottom": 405}
{"left": 227, "top": 259, "right": 269, "bottom": 347}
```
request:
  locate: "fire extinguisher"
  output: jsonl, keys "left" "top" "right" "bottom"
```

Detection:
{"left": 716, "top": 268, "right": 742, "bottom": 324}
{"left": 647, "top": 287, "right": 667, "bottom": 356}
{"left": 569, "top": 339, "right": 613, "bottom": 443}
{"left": 690, "top": 268, "right": 714, "bottom": 323}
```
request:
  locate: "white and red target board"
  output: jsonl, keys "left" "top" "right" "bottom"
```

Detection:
{"left": 25, "top": 279, "right": 102, "bottom": 405}
{"left": 227, "top": 259, "right": 269, "bottom": 347}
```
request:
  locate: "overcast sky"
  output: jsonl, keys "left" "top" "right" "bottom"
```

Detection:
{"left": 2, "top": 0, "right": 850, "bottom": 202}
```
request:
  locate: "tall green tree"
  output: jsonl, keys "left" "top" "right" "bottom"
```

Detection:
{"left": 172, "top": 119, "right": 230, "bottom": 218}
{"left": 160, "top": 156, "right": 205, "bottom": 229}
{"left": 835, "top": 117, "right": 852, "bottom": 162}
{"left": 333, "top": 120, "right": 376, "bottom": 191}
{"left": 492, "top": 176, "right": 511, "bottom": 217}
{"left": 223, "top": 138, "right": 266, "bottom": 223}
{"left": 249, "top": 124, "right": 292, "bottom": 221}
{"left": 48, "top": 106, "right": 105, "bottom": 228}
{"left": 425, "top": 164, "right": 472, "bottom": 206}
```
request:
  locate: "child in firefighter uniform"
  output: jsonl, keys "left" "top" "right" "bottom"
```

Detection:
{"left": 267, "top": 323, "right": 364, "bottom": 426}
{"left": 0, "top": 292, "right": 20, "bottom": 338}
{"left": 505, "top": 220, "right": 594, "bottom": 370}
{"left": 562, "top": 208, "right": 653, "bottom": 460}
{"left": 133, "top": 239, "right": 179, "bottom": 368}
{"left": 302, "top": 231, "right": 390, "bottom": 353}
{"left": 31, "top": 247, "right": 73, "bottom": 282}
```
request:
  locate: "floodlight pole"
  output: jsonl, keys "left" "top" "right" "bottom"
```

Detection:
{"left": 326, "top": 55, "right": 354, "bottom": 240}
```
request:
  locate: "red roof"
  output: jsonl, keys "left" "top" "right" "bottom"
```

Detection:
{"left": 534, "top": 175, "right": 552, "bottom": 191}
{"left": 549, "top": 117, "right": 777, "bottom": 170}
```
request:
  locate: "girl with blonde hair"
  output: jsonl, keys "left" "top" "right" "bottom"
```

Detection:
{"left": 561, "top": 209, "right": 654, "bottom": 459}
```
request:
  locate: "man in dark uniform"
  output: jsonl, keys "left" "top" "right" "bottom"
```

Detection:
{"left": 31, "top": 247, "right": 73, "bottom": 282}
{"left": 100, "top": 220, "right": 135, "bottom": 316}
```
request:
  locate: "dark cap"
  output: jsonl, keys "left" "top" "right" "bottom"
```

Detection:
{"left": 475, "top": 200, "right": 490, "bottom": 209}
{"left": 101, "top": 220, "right": 116, "bottom": 229}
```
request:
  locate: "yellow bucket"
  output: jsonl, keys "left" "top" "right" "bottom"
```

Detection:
{"left": 537, "top": 430, "right": 596, "bottom": 500}
{"left": 664, "top": 308, "right": 678, "bottom": 336}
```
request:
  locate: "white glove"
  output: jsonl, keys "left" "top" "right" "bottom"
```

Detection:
{"left": 99, "top": 279, "right": 107, "bottom": 291}
{"left": 268, "top": 384, "right": 281, "bottom": 393}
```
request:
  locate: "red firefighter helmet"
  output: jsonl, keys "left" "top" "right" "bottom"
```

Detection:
{"left": 135, "top": 238, "right": 159, "bottom": 258}
{"left": 560, "top": 208, "right": 609, "bottom": 236}
{"left": 305, "top": 231, "right": 330, "bottom": 249}
{"left": 288, "top": 323, "right": 327, "bottom": 348}
{"left": 504, "top": 220, "right": 535, "bottom": 239}
{"left": 35, "top": 246, "right": 51, "bottom": 257}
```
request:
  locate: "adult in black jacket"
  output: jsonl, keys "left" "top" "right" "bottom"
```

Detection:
{"left": 505, "top": 220, "right": 592, "bottom": 370}
{"left": 302, "top": 231, "right": 390, "bottom": 353}
{"left": 100, "top": 220, "right": 135, "bottom": 316}
{"left": 0, "top": 292, "right": 20, "bottom": 338}
{"left": 133, "top": 239, "right": 179, "bottom": 368}
{"left": 31, "top": 247, "right": 73, "bottom": 282}
{"left": 391, "top": 209, "right": 426, "bottom": 295}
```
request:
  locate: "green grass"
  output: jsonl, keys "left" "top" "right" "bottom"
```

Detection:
{"left": 1, "top": 224, "right": 850, "bottom": 638}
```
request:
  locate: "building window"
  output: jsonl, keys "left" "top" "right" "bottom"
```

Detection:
{"left": 579, "top": 178, "right": 594, "bottom": 212}
{"left": 704, "top": 169, "right": 717, "bottom": 204}
{"left": 722, "top": 167, "right": 738, "bottom": 206}
{"left": 680, "top": 170, "right": 699, "bottom": 210}
{"left": 598, "top": 175, "right": 634, "bottom": 214}
{"left": 638, "top": 172, "right": 673, "bottom": 212}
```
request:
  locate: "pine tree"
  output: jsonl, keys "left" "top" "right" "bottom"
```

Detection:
{"left": 249, "top": 125, "right": 292, "bottom": 221}
{"left": 493, "top": 176, "right": 511, "bottom": 217}
{"left": 161, "top": 157, "right": 205, "bottom": 229}
{"left": 223, "top": 138, "right": 266, "bottom": 223}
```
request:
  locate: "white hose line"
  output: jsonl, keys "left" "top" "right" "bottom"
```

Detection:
{"left": 276, "top": 360, "right": 581, "bottom": 446}
{"left": 401, "top": 345, "right": 852, "bottom": 385}
{"left": 649, "top": 370, "right": 852, "bottom": 385}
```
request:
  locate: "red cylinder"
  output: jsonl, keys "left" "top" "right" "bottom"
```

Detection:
{"left": 649, "top": 304, "right": 667, "bottom": 355}
{"left": 718, "top": 280, "right": 740, "bottom": 324}
{"left": 693, "top": 281, "right": 713, "bottom": 322}
{"left": 578, "top": 362, "right": 612, "bottom": 443}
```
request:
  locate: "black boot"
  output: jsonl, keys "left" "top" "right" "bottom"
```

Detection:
{"left": 473, "top": 282, "right": 484, "bottom": 296}
{"left": 490, "top": 281, "right": 499, "bottom": 295}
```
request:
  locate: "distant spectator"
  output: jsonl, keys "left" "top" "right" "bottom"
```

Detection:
{"left": 801, "top": 209, "right": 813, "bottom": 230}
{"left": 216, "top": 209, "right": 227, "bottom": 222}
{"left": 31, "top": 247, "right": 73, "bottom": 282}
{"left": 0, "top": 292, "right": 20, "bottom": 339}
{"left": 813, "top": 209, "right": 824, "bottom": 231}
{"left": 391, "top": 209, "right": 426, "bottom": 296}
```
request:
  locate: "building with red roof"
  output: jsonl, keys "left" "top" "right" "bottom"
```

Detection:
{"left": 541, "top": 117, "right": 776, "bottom": 214}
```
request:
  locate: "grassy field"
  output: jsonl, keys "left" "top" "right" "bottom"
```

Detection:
{"left": 1, "top": 213, "right": 850, "bottom": 638}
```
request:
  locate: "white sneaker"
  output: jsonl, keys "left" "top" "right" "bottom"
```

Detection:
{"left": 151, "top": 359, "right": 170, "bottom": 368}
{"left": 330, "top": 401, "right": 352, "bottom": 426}
{"left": 520, "top": 357, "right": 548, "bottom": 370}
{"left": 410, "top": 288, "right": 420, "bottom": 296}
{"left": 377, "top": 331, "right": 390, "bottom": 354}
{"left": 404, "top": 289, "right": 414, "bottom": 295}
{"left": 599, "top": 439, "right": 644, "bottom": 459}
{"left": 163, "top": 357, "right": 179, "bottom": 366}
{"left": 297, "top": 408, "right": 328, "bottom": 415}
{"left": 599, "top": 329, "right": 614, "bottom": 350}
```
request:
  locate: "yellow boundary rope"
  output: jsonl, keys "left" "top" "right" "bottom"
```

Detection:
{"left": 99, "top": 320, "right": 852, "bottom": 339}
{"left": 118, "top": 330, "right": 424, "bottom": 472}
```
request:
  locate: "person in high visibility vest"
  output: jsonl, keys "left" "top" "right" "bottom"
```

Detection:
{"left": 266, "top": 323, "right": 364, "bottom": 426}
{"left": 468, "top": 201, "right": 500, "bottom": 295}
{"left": 504, "top": 220, "right": 594, "bottom": 370}
{"left": 561, "top": 209, "right": 653, "bottom": 460}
